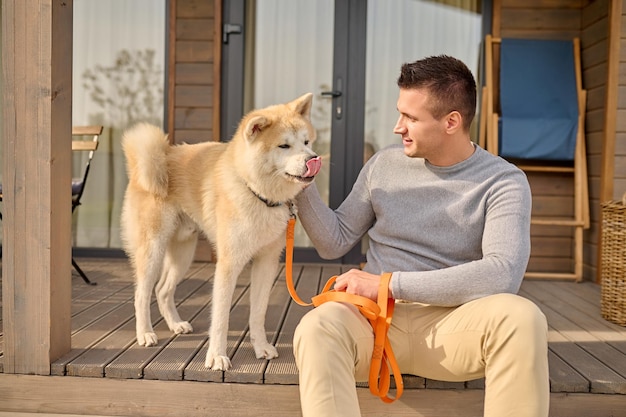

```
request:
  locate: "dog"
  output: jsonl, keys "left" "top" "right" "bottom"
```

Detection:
{"left": 120, "top": 93, "right": 321, "bottom": 371}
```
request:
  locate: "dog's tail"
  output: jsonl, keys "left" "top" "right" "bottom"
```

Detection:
{"left": 122, "top": 123, "right": 170, "bottom": 198}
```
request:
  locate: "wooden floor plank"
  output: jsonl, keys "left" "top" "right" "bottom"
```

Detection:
{"left": 536, "top": 280, "right": 626, "bottom": 341}
{"left": 64, "top": 276, "right": 207, "bottom": 377}
{"left": 102, "top": 263, "right": 217, "bottom": 379}
{"left": 183, "top": 266, "right": 254, "bottom": 382}
{"left": 70, "top": 284, "right": 135, "bottom": 333}
{"left": 264, "top": 264, "right": 321, "bottom": 385}
{"left": 224, "top": 266, "right": 298, "bottom": 384}
{"left": 521, "top": 286, "right": 626, "bottom": 394}
{"left": 50, "top": 260, "right": 205, "bottom": 375}
{"left": 548, "top": 350, "right": 590, "bottom": 392}
{"left": 141, "top": 264, "right": 251, "bottom": 381}
{"left": 106, "top": 277, "right": 213, "bottom": 379}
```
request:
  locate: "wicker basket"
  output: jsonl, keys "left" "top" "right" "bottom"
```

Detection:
{"left": 601, "top": 193, "right": 626, "bottom": 326}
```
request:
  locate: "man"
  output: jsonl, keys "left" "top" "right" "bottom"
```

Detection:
{"left": 293, "top": 55, "right": 549, "bottom": 417}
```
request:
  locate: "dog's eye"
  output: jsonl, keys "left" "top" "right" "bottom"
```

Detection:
{"left": 279, "top": 144, "right": 290, "bottom": 149}
{"left": 304, "top": 140, "right": 310, "bottom": 146}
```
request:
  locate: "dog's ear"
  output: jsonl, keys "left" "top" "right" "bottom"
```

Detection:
{"left": 244, "top": 115, "right": 271, "bottom": 141}
{"left": 290, "top": 93, "right": 313, "bottom": 119}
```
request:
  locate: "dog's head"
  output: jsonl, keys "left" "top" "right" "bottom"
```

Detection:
{"left": 234, "top": 93, "right": 322, "bottom": 197}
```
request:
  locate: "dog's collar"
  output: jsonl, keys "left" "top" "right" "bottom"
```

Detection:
{"left": 248, "top": 186, "right": 283, "bottom": 208}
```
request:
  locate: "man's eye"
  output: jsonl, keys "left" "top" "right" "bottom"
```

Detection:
{"left": 279, "top": 144, "right": 290, "bottom": 149}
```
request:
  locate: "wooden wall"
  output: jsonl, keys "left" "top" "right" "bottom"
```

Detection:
{"left": 494, "top": 0, "right": 617, "bottom": 281}
{"left": 167, "top": 0, "right": 221, "bottom": 145}
{"left": 168, "top": 0, "right": 221, "bottom": 261}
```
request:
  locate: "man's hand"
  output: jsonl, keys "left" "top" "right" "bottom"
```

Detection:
{"left": 334, "top": 269, "right": 389, "bottom": 301}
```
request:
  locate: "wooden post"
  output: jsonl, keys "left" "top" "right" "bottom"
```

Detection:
{"left": 597, "top": 0, "right": 622, "bottom": 282}
{"left": 1, "top": 0, "right": 73, "bottom": 374}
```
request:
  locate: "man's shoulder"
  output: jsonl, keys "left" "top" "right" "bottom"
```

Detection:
{"left": 477, "top": 146, "right": 524, "bottom": 173}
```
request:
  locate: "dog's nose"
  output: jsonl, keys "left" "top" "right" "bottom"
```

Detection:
{"left": 304, "top": 156, "right": 322, "bottom": 178}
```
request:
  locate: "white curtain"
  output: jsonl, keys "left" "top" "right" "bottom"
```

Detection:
{"left": 72, "top": 0, "right": 165, "bottom": 248}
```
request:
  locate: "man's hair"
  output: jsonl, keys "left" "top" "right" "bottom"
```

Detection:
{"left": 397, "top": 55, "right": 477, "bottom": 131}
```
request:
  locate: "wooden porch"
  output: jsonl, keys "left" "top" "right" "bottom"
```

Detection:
{"left": 1, "top": 258, "right": 626, "bottom": 416}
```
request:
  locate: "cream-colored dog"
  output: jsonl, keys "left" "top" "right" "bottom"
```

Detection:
{"left": 121, "top": 93, "right": 321, "bottom": 370}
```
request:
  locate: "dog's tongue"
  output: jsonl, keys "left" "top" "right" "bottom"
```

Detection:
{"left": 304, "top": 157, "right": 322, "bottom": 177}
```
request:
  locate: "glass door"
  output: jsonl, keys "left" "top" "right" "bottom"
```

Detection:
{"left": 248, "top": 0, "right": 337, "bottom": 254}
{"left": 241, "top": 0, "right": 368, "bottom": 263}
{"left": 224, "top": 0, "right": 483, "bottom": 264}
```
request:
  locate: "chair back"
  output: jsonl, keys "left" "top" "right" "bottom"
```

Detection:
{"left": 71, "top": 125, "right": 103, "bottom": 211}
{"left": 498, "top": 39, "right": 579, "bottom": 161}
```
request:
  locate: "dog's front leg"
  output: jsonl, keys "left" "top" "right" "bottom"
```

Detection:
{"left": 248, "top": 244, "right": 282, "bottom": 360}
{"left": 205, "top": 259, "right": 245, "bottom": 371}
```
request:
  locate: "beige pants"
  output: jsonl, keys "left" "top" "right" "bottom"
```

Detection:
{"left": 294, "top": 293, "right": 549, "bottom": 417}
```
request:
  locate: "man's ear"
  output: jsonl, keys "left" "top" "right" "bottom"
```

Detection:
{"left": 445, "top": 111, "right": 463, "bottom": 134}
{"left": 244, "top": 115, "right": 271, "bottom": 142}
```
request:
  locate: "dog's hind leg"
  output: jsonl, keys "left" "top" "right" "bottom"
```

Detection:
{"left": 157, "top": 224, "right": 198, "bottom": 336}
{"left": 134, "top": 238, "right": 168, "bottom": 347}
{"left": 248, "top": 241, "right": 282, "bottom": 360}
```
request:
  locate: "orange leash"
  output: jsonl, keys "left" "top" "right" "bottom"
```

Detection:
{"left": 285, "top": 217, "right": 403, "bottom": 403}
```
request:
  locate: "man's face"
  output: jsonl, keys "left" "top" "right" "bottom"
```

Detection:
{"left": 393, "top": 88, "right": 446, "bottom": 159}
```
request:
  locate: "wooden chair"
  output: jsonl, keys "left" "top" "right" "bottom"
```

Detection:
{"left": 0, "top": 125, "right": 103, "bottom": 285}
{"left": 479, "top": 35, "right": 589, "bottom": 281}
{"left": 70, "top": 125, "right": 103, "bottom": 285}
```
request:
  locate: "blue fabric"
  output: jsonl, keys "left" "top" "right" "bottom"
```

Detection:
{"left": 499, "top": 38, "right": 579, "bottom": 161}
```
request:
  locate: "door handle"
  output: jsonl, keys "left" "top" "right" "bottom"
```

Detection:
{"left": 322, "top": 78, "right": 343, "bottom": 120}
{"left": 223, "top": 23, "right": 242, "bottom": 44}
{"left": 321, "top": 90, "right": 342, "bottom": 98}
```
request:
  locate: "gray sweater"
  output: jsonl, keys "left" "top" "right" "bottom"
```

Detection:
{"left": 296, "top": 144, "right": 532, "bottom": 307}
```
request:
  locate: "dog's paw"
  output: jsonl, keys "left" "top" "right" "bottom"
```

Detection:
{"left": 137, "top": 332, "right": 159, "bottom": 347}
{"left": 205, "top": 352, "right": 232, "bottom": 371}
{"left": 170, "top": 321, "right": 193, "bottom": 335}
{"left": 253, "top": 342, "right": 279, "bottom": 360}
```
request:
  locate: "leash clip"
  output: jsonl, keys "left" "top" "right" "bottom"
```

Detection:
{"left": 288, "top": 200, "right": 297, "bottom": 219}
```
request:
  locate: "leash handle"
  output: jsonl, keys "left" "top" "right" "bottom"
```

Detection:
{"left": 284, "top": 217, "right": 403, "bottom": 402}
{"left": 368, "top": 272, "right": 404, "bottom": 402}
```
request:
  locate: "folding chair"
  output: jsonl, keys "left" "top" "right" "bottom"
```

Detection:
{"left": 0, "top": 125, "right": 103, "bottom": 285}
{"left": 70, "top": 125, "right": 103, "bottom": 285}
{"left": 480, "top": 35, "right": 589, "bottom": 281}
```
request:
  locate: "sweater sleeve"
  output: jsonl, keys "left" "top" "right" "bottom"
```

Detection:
{"left": 295, "top": 163, "right": 376, "bottom": 259}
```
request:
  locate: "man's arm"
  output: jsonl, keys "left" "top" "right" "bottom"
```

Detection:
{"left": 296, "top": 154, "right": 378, "bottom": 260}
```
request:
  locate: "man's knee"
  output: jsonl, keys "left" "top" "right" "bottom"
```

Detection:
{"left": 483, "top": 293, "right": 548, "bottom": 348}
{"left": 294, "top": 302, "right": 372, "bottom": 363}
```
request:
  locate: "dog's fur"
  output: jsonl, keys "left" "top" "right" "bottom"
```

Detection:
{"left": 121, "top": 93, "right": 318, "bottom": 370}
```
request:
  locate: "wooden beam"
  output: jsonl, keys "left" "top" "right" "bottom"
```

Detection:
{"left": 492, "top": 0, "right": 502, "bottom": 38}
{"left": 597, "top": 0, "right": 622, "bottom": 283}
{"left": 1, "top": 0, "right": 73, "bottom": 374}
{"left": 213, "top": 0, "right": 222, "bottom": 142}
{"left": 167, "top": 0, "right": 177, "bottom": 142}
{"left": 0, "top": 374, "right": 625, "bottom": 417}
